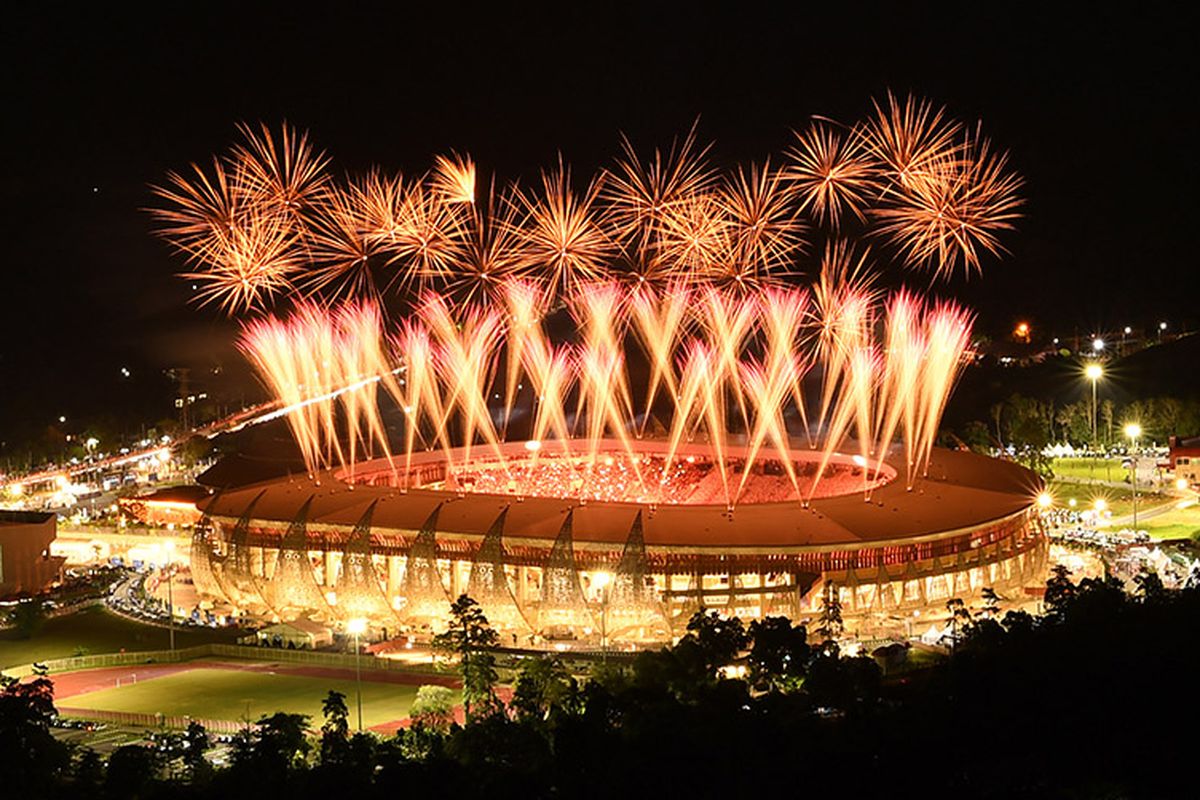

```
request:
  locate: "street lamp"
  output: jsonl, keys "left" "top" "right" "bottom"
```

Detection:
{"left": 1084, "top": 363, "right": 1104, "bottom": 444}
{"left": 346, "top": 617, "right": 367, "bottom": 732}
{"left": 592, "top": 571, "right": 612, "bottom": 664}
{"left": 1124, "top": 423, "right": 1142, "bottom": 531}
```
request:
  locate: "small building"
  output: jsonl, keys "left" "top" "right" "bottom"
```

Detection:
{"left": 1167, "top": 436, "right": 1200, "bottom": 487}
{"left": 255, "top": 619, "right": 334, "bottom": 649}
{"left": 119, "top": 485, "right": 209, "bottom": 528}
{"left": 0, "top": 510, "right": 66, "bottom": 597}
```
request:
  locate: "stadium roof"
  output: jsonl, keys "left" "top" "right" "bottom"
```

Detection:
{"left": 199, "top": 447, "right": 1040, "bottom": 552}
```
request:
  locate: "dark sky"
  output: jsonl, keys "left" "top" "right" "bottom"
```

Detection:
{"left": 2, "top": 4, "right": 1196, "bottom": 449}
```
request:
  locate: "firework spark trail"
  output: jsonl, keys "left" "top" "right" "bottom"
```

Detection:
{"left": 738, "top": 358, "right": 801, "bottom": 502}
{"left": 807, "top": 344, "right": 880, "bottom": 502}
{"left": 501, "top": 280, "right": 547, "bottom": 433}
{"left": 786, "top": 120, "right": 878, "bottom": 229}
{"left": 629, "top": 284, "right": 691, "bottom": 435}
{"left": 231, "top": 121, "right": 332, "bottom": 218}
{"left": 873, "top": 291, "right": 926, "bottom": 487}
{"left": 522, "top": 338, "right": 576, "bottom": 453}
{"left": 874, "top": 126, "right": 1024, "bottom": 278}
{"left": 155, "top": 96, "right": 1021, "bottom": 307}
{"left": 432, "top": 153, "right": 477, "bottom": 205}
{"left": 699, "top": 288, "right": 757, "bottom": 433}
{"left": 717, "top": 159, "right": 806, "bottom": 277}
{"left": 864, "top": 92, "right": 961, "bottom": 195}
{"left": 913, "top": 301, "right": 973, "bottom": 479}
{"left": 603, "top": 124, "right": 716, "bottom": 269}
{"left": 664, "top": 341, "right": 730, "bottom": 506}
{"left": 446, "top": 183, "right": 528, "bottom": 306}
{"left": 236, "top": 281, "right": 975, "bottom": 506}
{"left": 389, "top": 321, "right": 451, "bottom": 485}
{"left": 516, "top": 158, "right": 612, "bottom": 300}
{"left": 760, "top": 287, "right": 813, "bottom": 444}
{"left": 571, "top": 284, "right": 644, "bottom": 493}
{"left": 170, "top": 96, "right": 1014, "bottom": 503}
{"left": 422, "top": 294, "right": 508, "bottom": 472}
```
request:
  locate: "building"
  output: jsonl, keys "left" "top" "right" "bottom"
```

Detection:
{"left": 0, "top": 510, "right": 66, "bottom": 597}
{"left": 1167, "top": 436, "right": 1200, "bottom": 487}
{"left": 191, "top": 442, "right": 1047, "bottom": 644}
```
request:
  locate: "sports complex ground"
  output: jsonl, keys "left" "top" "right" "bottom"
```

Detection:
{"left": 51, "top": 660, "right": 458, "bottom": 733}
{"left": 2, "top": 607, "right": 460, "bottom": 734}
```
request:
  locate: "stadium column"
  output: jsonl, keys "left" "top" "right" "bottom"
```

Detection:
{"left": 387, "top": 555, "right": 402, "bottom": 600}
{"left": 517, "top": 566, "right": 529, "bottom": 604}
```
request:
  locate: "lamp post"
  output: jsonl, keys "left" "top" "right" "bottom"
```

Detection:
{"left": 1124, "top": 423, "right": 1142, "bottom": 531}
{"left": 1085, "top": 363, "right": 1103, "bottom": 445}
{"left": 592, "top": 571, "right": 612, "bottom": 665}
{"left": 346, "top": 618, "right": 367, "bottom": 732}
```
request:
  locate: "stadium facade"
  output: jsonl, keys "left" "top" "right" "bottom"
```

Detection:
{"left": 192, "top": 441, "right": 1046, "bottom": 643}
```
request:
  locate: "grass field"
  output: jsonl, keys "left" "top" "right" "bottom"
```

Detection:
{"left": 1136, "top": 506, "right": 1200, "bottom": 541}
{"left": 1048, "top": 479, "right": 1166, "bottom": 521}
{"left": 61, "top": 665, "right": 432, "bottom": 728}
{"left": 0, "top": 606, "right": 241, "bottom": 669}
{"left": 1052, "top": 457, "right": 1125, "bottom": 482}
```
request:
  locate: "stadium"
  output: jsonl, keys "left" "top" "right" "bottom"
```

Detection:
{"left": 192, "top": 438, "right": 1047, "bottom": 644}
{"left": 153, "top": 104, "right": 1039, "bottom": 646}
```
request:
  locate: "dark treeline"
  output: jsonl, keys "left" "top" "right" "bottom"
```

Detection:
{"left": 4, "top": 574, "right": 1197, "bottom": 799}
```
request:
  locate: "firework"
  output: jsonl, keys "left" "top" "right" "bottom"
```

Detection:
{"left": 162, "top": 96, "right": 1016, "bottom": 506}
{"left": 786, "top": 121, "right": 878, "bottom": 229}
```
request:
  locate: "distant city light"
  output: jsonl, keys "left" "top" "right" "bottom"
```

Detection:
{"left": 1123, "top": 326, "right": 1131, "bottom": 335}
{"left": 1160, "top": 321, "right": 1168, "bottom": 330}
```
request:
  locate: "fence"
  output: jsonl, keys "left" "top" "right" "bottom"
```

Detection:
{"left": 55, "top": 707, "right": 244, "bottom": 734}
{"left": 2, "top": 642, "right": 454, "bottom": 680}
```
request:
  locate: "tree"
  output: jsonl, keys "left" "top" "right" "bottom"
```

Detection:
{"left": 990, "top": 401, "right": 1005, "bottom": 446}
{"left": 1100, "top": 398, "right": 1115, "bottom": 444}
{"left": 980, "top": 587, "right": 1001, "bottom": 619}
{"left": 746, "top": 616, "right": 809, "bottom": 692}
{"left": 232, "top": 712, "right": 311, "bottom": 780}
{"left": 319, "top": 690, "right": 350, "bottom": 766}
{"left": 12, "top": 598, "right": 46, "bottom": 639}
{"left": 961, "top": 420, "right": 993, "bottom": 453}
{"left": 512, "top": 655, "right": 578, "bottom": 722}
{"left": 1133, "top": 571, "right": 1166, "bottom": 604}
{"left": 1044, "top": 564, "right": 1076, "bottom": 621}
{"left": 945, "top": 598, "right": 971, "bottom": 651}
{"left": 105, "top": 744, "right": 161, "bottom": 797}
{"left": 682, "top": 608, "right": 748, "bottom": 679}
{"left": 409, "top": 685, "right": 456, "bottom": 733}
{"left": 432, "top": 594, "right": 500, "bottom": 721}
{"left": 0, "top": 672, "right": 69, "bottom": 795}
{"left": 182, "top": 720, "right": 210, "bottom": 781}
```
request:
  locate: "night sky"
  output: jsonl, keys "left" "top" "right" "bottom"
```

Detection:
{"left": 3, "top": 5, "right": 1195, "bottom": 451}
